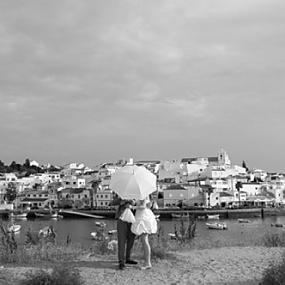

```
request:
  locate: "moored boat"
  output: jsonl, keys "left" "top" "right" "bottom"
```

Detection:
{"left": 238, "top": 218, "right": 250, "bottom": 223}
{"left": 207, "top": 214, "right": 220, "bottom": 220}
{"left": 108, "top": 229, "right": 117, "bottom": 235}
{"left": 7, "top": 224, "right": 21, "bottom": 233}
{"left": 95, "top": 221, "right": 106, "bottom": 227}
{"left": 39, "top": 225, "right": 56, "bottom": 238}
{"left": 271, "top": 223, "right": 283, "bottom": 227}
{"left": 35, "top": 211, "right": 62, "bottom": 219}
{"left": 171, "top": 213, "right": 190, "bottom": 219}
{"left": 206, "top": 222, "right": 227, "bottom": 230}
{"left": 12, "top": 212, "right": 28, "bottom": 220}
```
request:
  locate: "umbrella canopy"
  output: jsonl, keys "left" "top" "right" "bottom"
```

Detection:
{"left": 110, "top": 165, "right": 157, "bottom": 200}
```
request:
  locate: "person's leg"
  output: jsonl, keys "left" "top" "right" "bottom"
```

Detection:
{"left": 141, "top": 233, "right": 151, "bottom": 268}
{"left": 117, "top": 219, "right": 127, "bottom": 269}
{"left": 125, "top": 222, "right": 137, "bottom": 263}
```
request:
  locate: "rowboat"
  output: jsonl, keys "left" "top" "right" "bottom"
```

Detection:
{"left": 39, "top": 226, "right": 56, "bottom": 238}
{"left": 108, "top": 229, "right": 117, "bottom": 235}
{"left": 238, "top": 219, "right": 250, "bottom": 223}
{"left": 207, "top": 214, "right": 220, "bottom": 220}
{"left": 7, "top": 224, "right": 21, "bottom": 233}
{"left": 11, "top": 212, "right": 28, "bottom": 220}
{"left": 35, "top": 212, "right": 62, "bottom": 219}
{"left": 171, "top": 213, "right": 190, "bottom": 219}
{"left": 95, "top": 221, "right": 106, "bottom": 227}
{"left": 206, "top": 222, "right": 227, "bottom": 230}
{"left": 271, "top": 223, "right": 283, "bottom": 227}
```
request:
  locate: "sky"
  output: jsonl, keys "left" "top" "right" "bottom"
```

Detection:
{"left": 0, "top": 0, "right": 285, "bottom": 171}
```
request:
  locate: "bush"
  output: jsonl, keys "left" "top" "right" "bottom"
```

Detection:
{"left": 173, "top": 216, "right": 196, "bottom": 243}
{"left": 262, "top": 232, "right": 285, "bottom": 247}
{"left": 0, "top": 223, "right": 18, "bottom": 263}
{"left": 149, "top": 226, "right": 174, "bottom": 260}
{"left": 19, "top": 264, "right": 84, "bottom": 285}
{"left": 261, "top": 254, "right": 285, "bottom": 285}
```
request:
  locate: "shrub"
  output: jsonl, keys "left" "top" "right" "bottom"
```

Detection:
{"left": 19, "top": 264, "right": 84, "bottom": 285}
{"left": 261, "top": 254, "right": 285, "bottom": 285}
{"left": 173, "top": 216, "right": 196, "bottom": 243}
{"left": 262, "top": 232, "right": 285, "bottom": 247}
{"left": 149, "top": 226, "right": 174, "bottom": 260}
{"left": 0, "top": 223, "right": 18, "bottom": 263}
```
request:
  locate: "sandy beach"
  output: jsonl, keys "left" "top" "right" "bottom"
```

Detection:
{"left": 0, "top": 246, "right": 283, "bottom": 285}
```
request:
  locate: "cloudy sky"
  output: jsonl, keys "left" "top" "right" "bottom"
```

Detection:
{"left": 0, "top": 0, "right": 284, "bottom": 171}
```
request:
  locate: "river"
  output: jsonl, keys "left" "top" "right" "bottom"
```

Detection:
{"left": 5, "top": 215, "right": 285, "bottom": 248}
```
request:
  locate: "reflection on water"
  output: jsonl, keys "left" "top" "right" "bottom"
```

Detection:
{"left": 5, "top": 215, "right": 285, "bottom": 248}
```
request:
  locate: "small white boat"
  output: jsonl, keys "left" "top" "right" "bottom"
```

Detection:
{"left": 168, "top": 233, "right": 177, "bottom": 240}
{"left": 39, "top": 226, "right": 56, "bottom": 238}
{"left": 7, "top": 224, "right": 21, "bottom": 233}
{"left": 108, "top": 229, "right": 117, "bottom": 235}
{"left": 11, "top": 212, "right": 28, "bottom": 220}
{"left": 95, "top": 221, "right": 106, "bottom": 227}
{"left": 238, "top": 219, "right": 250, "bottom": 223}
{"left": 51, "top": 212, "right": 63, "bottom": 219}
{"left": 91, "top": 232, "right": 97, "bottom": 239}
{"left": 206, "top": 222, "right": 227, "bottom": 230}
{"left": 271, "top": 223, "right": 283, "bottom": 228}
{"left": 197, "top": 215, "right": 206, "bottom": 220}
{"left": 207, "top": 214, "right": 220, "bottom": 220}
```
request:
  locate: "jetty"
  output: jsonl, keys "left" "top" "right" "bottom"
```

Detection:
{"left": 58, "top": 209, "right": 106, "bottom": 219}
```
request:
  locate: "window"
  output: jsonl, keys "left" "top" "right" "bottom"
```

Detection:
{"left": 101, "top": 195, "right": 103, "bottom": 198}
{"left": 39, "top": 194, "right": 42, "bottom": 197}
{"left": 105, "top": 195, "right": 108, "bottom": 198}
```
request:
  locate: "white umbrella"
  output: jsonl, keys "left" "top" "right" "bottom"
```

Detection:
{"left": 110, "top": 165, "right": 157, "bottom": 200}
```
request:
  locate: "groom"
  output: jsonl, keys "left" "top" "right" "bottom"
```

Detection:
{"left": 110, "top": 195, "right": 137, "bottom": 270}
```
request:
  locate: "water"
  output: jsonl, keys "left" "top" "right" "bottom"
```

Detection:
{"left": 5, "top": 215, "right": 285, "bottom": 248}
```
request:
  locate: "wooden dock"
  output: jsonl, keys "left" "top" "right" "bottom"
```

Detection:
{"left": 59, "top": 209, "right": 106, "bottom": 219}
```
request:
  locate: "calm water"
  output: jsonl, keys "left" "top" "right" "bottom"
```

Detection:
{"left": 5, "top": 215, "right": 285, "bottom": 248}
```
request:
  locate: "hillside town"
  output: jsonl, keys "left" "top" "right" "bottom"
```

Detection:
{"left": 0, "top": 149, "right": 284, "bottom": 212}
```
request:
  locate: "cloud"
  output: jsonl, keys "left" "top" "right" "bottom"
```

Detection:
{"left": 0, "top": 0, "right": 284, "bottom": 170}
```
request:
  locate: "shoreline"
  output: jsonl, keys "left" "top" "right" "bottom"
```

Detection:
{"left": 0, "top": 206, "right": 283, "bottom": 220}
{"left": 1, "top": 246, "right": 284, "bottom": 285}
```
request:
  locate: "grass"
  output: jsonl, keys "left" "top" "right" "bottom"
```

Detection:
{"left": 262, "top": 232, "right": 285, "bottom": 247}
{"left": 2, "top": 220, "right": 285, "bottom": 284}
{"left": 261, "top": 253, "right": 285, "bottom": 285}
{"left": 19, "top": 263, "right": 84, "bottom": 285}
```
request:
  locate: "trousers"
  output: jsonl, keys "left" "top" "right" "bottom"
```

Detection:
{"left": 117, "top": 219, "right": 136, "bottom": 265}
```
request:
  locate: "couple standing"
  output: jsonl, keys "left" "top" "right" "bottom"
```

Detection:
{"left": 114, "top": 195, "right": 157, "bottom": 270}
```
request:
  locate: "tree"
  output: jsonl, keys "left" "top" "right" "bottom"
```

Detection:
{"left": 242, "top": 160, "right": 249, "bottom": 172}
{"left": 23, "top": 158, "right": 30, "bottom": 169}
{"left": 5, "top": 182, "right": 17, "bottom": 203}
{"left": 91, "top": 180, "right": 101, "bottom": 209}
{"left": 0, "top": 160, "right": 6, "bottom": 173}
{"left": 235, "top": 182, "right": 243, "bottom": 207}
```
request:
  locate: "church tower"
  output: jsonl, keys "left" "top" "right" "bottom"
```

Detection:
{"left": 218, "top": 149, "right": 231, "bottom": 166}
